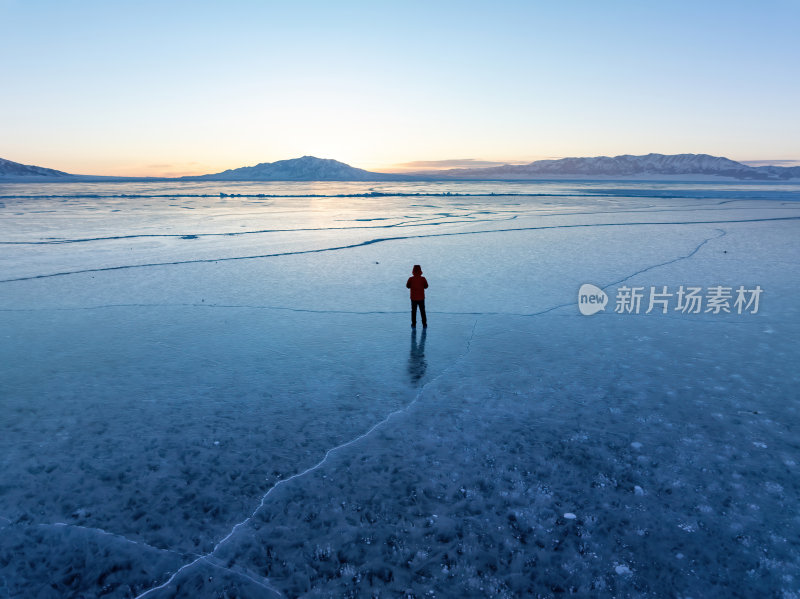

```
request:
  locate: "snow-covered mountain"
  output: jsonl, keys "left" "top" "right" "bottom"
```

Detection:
{"left": 422, "top": 153, "right": 800, "bottom": 180}
{"left": 2, "top": 153, "right": 798, "bottom": 182}
{"left": 0, "top": 157, "right": 72, "bottom": 178}
{"left": 751, "top": 164, "right": 800, "bottom": 180}
{"left": 189, "top": 156, "right": 405, "bottom": 181}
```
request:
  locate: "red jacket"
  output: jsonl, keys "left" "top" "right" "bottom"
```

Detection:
{"left": 406, "top": 275, "right": 428, "bottom": 301}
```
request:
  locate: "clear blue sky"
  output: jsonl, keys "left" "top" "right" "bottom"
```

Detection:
{"left": 1, "top": 0, "right": 798, "bottom": 176}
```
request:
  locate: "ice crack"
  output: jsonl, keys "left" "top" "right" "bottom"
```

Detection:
{"left": 133, "top": 320, "right": 479, "bottom": 599}
{"left": 1, "top": 518, "right": 192, "bottom": 560}
{"left": 508, "top": 228, "right": 728, "bottom": 319}
{"left": 200, "top": 557, "right": 284, "bottom": 597}
{"left": 1, "top": 216, "right": 796, "bottom": 284}
{"left": 0, "top": 230, "right": 730, "bottom": 320}
{"left": 601, "top": 228, "right": 727, "bottom": 289}
{"left": 45, "top": 522, "right": 194, "bottom": 558}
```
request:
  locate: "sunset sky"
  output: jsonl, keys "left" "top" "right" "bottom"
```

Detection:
{"left": 1, "top": 0, "right": 798, "bottom": 177}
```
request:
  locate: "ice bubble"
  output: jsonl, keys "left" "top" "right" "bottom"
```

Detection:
{"left": 634, "top": 485, "right": 644, "bottom": 496}
{"left": 631, "top": 442, "right": 643, "bottom": 450}
{"left": 615, "top": 564, "right": 632, "bottom": 575}
{"left": 564, "top": 512, "right": 577, "bottom": 520}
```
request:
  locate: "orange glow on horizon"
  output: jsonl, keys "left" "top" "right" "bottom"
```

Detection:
{"left": 8, "top": 153, "right": 800, "bottom": 179}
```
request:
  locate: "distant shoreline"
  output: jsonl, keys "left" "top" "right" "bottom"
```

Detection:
{"left": 3, "top": 154, "right": 800, "bottom": 183}
{"left": 2, "top": 175, "right": 800, "bottom": 184}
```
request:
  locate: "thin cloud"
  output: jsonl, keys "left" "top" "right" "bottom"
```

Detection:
{"left": 740, "top": 159, "right": 800, "bottom": 167}
{"left": 161, "top": 170, "right": 207, "bottom": 177}
{"left": 146, "top": 161, "right": 201, "bottom": 169}
{"left": 393, "top": 158, "right": 528, "bottom": 170}
{"left": 142, "top": 162, "right": 206, "bottom": 177}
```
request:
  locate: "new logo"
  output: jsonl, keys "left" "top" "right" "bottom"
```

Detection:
{"left": 578, "top": 283, "right": 608, "bottom": 316}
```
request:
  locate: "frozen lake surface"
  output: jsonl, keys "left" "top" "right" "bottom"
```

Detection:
{"left": 1, "top": 180, "right": 799, "bottom": 598}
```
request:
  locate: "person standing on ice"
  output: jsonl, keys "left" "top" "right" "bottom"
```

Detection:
{"left": 406, "top": 264, "right": 428, "bottom": 328}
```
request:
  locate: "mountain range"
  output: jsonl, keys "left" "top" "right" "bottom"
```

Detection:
{"left": 1, "top": 153, "right": 799, "bottom": 182}
{"left": 0, "top": 157, "right": 73, "bottom": 178}
{"left": 190, "top": 156, "right": 404, "bottom": 181}
{"left": 424, "top": 153, "right": 800, "bottom": 180}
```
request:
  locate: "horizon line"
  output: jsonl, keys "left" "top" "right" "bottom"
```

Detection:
{"left": 3, "top": 152, "right": 800, "bottom": 180}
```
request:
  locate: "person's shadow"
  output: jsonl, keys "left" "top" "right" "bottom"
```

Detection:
{"left": 408, "top": 328, "right": 427, "bottom": 385}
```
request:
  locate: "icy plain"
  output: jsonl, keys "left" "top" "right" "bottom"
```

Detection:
{"left": 0, "top": 180, "right": 798, "bottom": 598}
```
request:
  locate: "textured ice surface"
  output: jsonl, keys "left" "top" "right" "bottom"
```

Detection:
{"left": 0, "top": 181, "right": 799, "bottom": 597}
